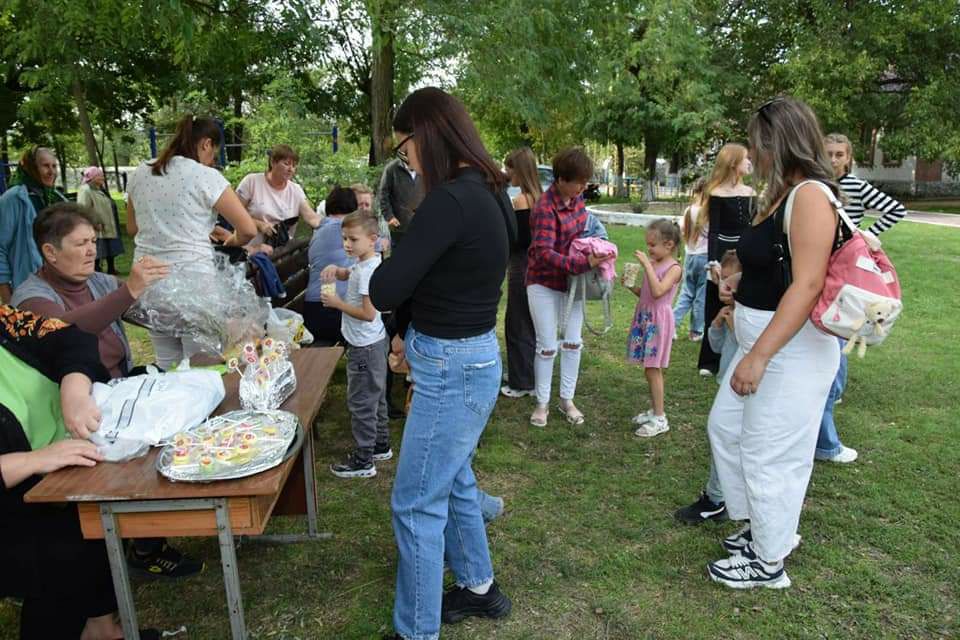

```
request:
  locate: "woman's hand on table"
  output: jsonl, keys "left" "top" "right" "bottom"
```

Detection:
{"left": 31, "top": 439, "right": 104, "bottom": 475}
{"left": 60, "top": 373, "right": 102, "bottom": 440}
{"left": 127, "top": 256, "right": 170, "bottom": 299}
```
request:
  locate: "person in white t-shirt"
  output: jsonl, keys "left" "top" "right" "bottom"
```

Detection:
{"left": 235, "top": 144, "right": 322, "bottom": 253}
{"left": 126, "top": 115, "right": 257, "bottom": 368}
{"left": 319, "top": 211, "right": 391, "bottom": 478}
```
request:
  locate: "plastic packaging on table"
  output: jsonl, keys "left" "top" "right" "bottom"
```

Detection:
{"left": 90, "top": 369, "right": 226, "bottom": 462}
{"left": 230, "top": 338, "right": 297, "bottom": 411}
{"left": 124, "top": 252, "right": 270, "bottom": 358}
{"left": 266, "top": 308, "right": 313, "bottom": 348}
{"left": 156, "top": 409, "right": 299, "bottom": 482}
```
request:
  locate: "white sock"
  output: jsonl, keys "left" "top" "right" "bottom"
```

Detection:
{"left": 467, "top": 579, "right": 493, "bottom": 595}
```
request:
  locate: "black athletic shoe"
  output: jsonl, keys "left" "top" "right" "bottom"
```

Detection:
{"left": 330, "top": 452, "right": 376, "bottom": 478}
{"left": 127, "top": 542, "right": 205, "bottom": 579}
{"left": 387, "top": 404, "right": 405, "bottom": 420}
{"left": 373, "top": 442, "right": 393, "bottom": 461}
{"left": 441, "top": 581, "right": 512, "bottom": 624}
{"left": 674, "top": 492, "right": 728, "bottom": 525}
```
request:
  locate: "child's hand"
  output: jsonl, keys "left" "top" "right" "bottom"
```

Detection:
{"left": 634, "top": 249, "right": 650, "bottom": 265}
{"left": 320, "top": 265, "right": 337, "bottom": 283}
{"left": 320, "top": 290, "right": 342, "bottom": 309}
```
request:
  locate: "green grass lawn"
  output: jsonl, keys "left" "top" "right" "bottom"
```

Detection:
{"left": 2, "top": 219, "right": 958, "bottom": 639}
{"left": 904, "top": 201, "right": 960, "bottom": 214}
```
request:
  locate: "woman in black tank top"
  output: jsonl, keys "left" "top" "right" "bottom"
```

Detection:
{"left": 704, "top": 96, "right": 844, "bottom": 590}
{"left": 695, "top": 144, "right": 756, "bottom": 374}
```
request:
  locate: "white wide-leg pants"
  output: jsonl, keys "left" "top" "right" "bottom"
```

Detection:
{"left": 708, "top": 304, "right": 840, "bottom": 562}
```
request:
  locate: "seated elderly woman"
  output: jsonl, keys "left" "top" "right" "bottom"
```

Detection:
{"left": 0, "top": 305, "right": 162, "bottom": 640}
{"left": 11, "top": 202, "right": 203, "bottom": 578}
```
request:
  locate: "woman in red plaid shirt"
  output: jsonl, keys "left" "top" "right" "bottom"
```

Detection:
{"left": 526, "top": 148, "right": 611, "bottom": 427}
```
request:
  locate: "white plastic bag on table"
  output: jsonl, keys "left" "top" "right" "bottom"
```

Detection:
{"left": 266, "top": 308, "right": 313, "bottom": 348}
{"left": 90, "top": 369, "right": 226, "bottom": 461}
{"left": 124, "top": 252, "right": 270, "bottom": 357}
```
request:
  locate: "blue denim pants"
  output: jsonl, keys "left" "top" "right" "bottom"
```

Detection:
{"left": 815, "top": 338, "right": 848, "bottom": 459}
{"left": 673, "top": 253, "right": 708, "bottom": 335}
{"left": 392, "top": 326, "right": 501, "bottom": 640}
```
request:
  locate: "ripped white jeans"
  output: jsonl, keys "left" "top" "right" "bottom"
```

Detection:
{"left": 526, "top": 284, "right": 584, "bottom": 406}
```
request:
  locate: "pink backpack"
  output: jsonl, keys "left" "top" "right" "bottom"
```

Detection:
{"left": 783, "top": 180, "right": 902, "bottom": 352}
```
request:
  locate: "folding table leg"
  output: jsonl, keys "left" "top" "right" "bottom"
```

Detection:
{"left": 214, "top": 498, "right": 247, "bottom": 640}
{"left": 100, "top": 504, "right": 140, "bottom": 640}
{"left": 302, "top": 431, "right": 320, "bottom": 538}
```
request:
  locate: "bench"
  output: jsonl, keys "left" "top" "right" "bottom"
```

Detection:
{"left": 246, "top": 238, "right": 311, "bottom": 314}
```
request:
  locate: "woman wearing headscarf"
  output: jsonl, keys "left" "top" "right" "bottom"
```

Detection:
{"left": 77, "top": 166, "right": 125, "bottom": 275}
{"left": 0, "top": 147, "right": 68, "bottom": 302}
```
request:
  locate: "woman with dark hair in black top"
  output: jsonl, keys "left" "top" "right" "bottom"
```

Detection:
{"left": 370, "top": 87, "right": 515, "bottom": 640}
{"left": 704, "top": 96, "right": 843, "bottom": 591}
{"left": 0, "top": 306, "right": 161, "bottom": 639}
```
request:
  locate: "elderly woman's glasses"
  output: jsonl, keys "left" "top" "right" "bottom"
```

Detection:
{"left": 392, "top": 133, "right": 414, "bottom": 164}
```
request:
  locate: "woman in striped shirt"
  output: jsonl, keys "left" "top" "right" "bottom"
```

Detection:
{"left": 815, "top": 133, "right": 908, "bottom": 464}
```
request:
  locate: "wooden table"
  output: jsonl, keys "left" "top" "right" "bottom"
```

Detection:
{"left": 25, "top": 347, "right": 343, "bottom": 640}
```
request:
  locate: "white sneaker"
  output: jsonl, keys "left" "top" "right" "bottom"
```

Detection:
{"left": 708, "top": 543, "right": 791, "bottom": 590}
{"left": 826, "top": 446, "right": 858, "bottom": 463}
{"left": 634, "top": 416, "right": 669, "bottom": 437}
{"left": 631, "top": 410, "right": 655, "bottom": 425}
{"left": 698, "top": 368, "right": 713, "bottom": 377}
{"left": 500, "top": 385, "right": 535, "bottom": 398}
{"left": 723, "top": 525, "right": 801, "bottom": 556}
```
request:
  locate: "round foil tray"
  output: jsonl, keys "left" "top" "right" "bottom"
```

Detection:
{"left": 156, "top": 409, "right": 301, "bottom": 482}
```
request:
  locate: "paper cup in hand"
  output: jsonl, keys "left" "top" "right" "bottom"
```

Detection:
{"left": 623, "top": 262, "right": 641, "bottom": 288}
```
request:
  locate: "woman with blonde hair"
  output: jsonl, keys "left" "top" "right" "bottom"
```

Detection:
{"left": 500, "top": 147, "right": 541, "bottom": 398}
{"left": 695, "top": 143, "right": 755, "bottom": 375}
{"left": 706, "top": 96, "right": 843, "bottom": 589}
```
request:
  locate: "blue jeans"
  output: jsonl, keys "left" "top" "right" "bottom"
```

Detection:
{"left": 673, "top": 253, "right": 708, "bottom": 335}
{"left": 392, "top": 326, "right": 501, "bottom": 640}
{"left": 815, "top": 338, "right": 848, "bottom": 459}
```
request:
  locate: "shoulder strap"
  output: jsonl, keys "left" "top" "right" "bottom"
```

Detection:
{"left": 783, "top": 180, "right": 856, "bottom": 255}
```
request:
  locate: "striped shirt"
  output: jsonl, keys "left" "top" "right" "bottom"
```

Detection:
{"left": 839, "top": 174, "right": 907, "bottom": 234}
{"left": 526, "top": 184, "right": 590, "bottom": 292}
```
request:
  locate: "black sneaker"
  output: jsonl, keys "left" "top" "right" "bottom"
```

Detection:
{"left": 373, "top": 443, "right": 393, "bottom": 461}
{"left": 441, "top": 580, "right": 512, "bottom": 624}
{"left": 127, "top": 542, "right": 205, "bottom": 579}
{"left": 674, "top": 492, "right": 728, "bottom": 525}
{"left": 707, "top": 542, "right": 791, "bottom": 589}
{"left": 330, "top": 452, "right": 376, "bottom": 478}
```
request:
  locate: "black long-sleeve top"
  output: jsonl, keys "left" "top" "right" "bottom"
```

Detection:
{"left": 369, "top": 168, "right": 516, "bottom": 339}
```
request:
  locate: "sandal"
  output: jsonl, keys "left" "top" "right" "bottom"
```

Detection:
{"left": 557, "top": 402, "right": 585, "bottom": 425}
{"left": 529, "top": 408, "right": 548, "bottom": 427}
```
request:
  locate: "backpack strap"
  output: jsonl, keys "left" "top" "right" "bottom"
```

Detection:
{"left": 560, "top": 274, "right": 579, "bottom": 334}
{"left": 782, "top": 179, "right": 851, "bottom": 256}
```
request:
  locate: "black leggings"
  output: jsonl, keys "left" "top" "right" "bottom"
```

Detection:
{"left": 1, "top": 504, "right": 117, "bottom": 639}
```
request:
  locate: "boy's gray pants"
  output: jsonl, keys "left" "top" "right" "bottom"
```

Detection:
{"left": 347, "top": 336, "right": 390, "bottom": 460}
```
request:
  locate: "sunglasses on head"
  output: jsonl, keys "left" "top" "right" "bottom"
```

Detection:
{"left": 755, "top": 96, "right": 787, "bottom": 125}
{"left": 392, "top": 133, "right": 414, "bottom": 164}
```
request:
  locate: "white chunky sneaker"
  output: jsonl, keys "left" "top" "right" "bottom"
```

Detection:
{"left": 826, "top": 446, "right": 858, "bottom": 463}
{"left": 708, "top": 542, "right": 791, "bottom": 590}
{"left": 634, "top": 416, "right": 669, "bottom": 438}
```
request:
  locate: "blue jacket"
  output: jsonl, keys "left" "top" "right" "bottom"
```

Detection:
{"left": 0, "top": 185, "right": 42, "bottom": 289}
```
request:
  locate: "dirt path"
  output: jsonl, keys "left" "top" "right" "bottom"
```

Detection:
{"left": 905, "top": 211, "right": 960, "bottom": 228}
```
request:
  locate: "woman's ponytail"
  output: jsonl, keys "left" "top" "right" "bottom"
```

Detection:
{"left": 151, "top": 115, "right": 222, "bottom": 176}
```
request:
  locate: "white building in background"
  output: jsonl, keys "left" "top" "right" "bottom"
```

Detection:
{"left": 855, "top": 141, "right": 960, "bottom": 198}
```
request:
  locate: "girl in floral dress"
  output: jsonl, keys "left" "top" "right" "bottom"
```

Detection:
{"left": 625, "top": 219, "right": 683, "bottom": 437}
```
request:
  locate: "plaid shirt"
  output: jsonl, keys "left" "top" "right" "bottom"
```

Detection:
{"left": 525, "top": 184, "right": 590, "bottom": 291}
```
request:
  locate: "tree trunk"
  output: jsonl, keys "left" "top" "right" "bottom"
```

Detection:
{"left": 1, "top": 133, "right": 9, "bottom": 185}
{"left": 369, "top": 0, "right": 397, "bottom": 166}
{"left": 71, "top": 79, "right": 100, "bottom": 167}
{"left": 53, "top": 139, "right": 68, "bottom": 188}
{"left": 615, "top": 141, "right": 626, "bottom": 197}
{"left": 111, "top": 136, "right": 122, "bottom": 193}
{"left": 228, "top": 90, "right": 244, "bottom": 163}
{"left": 643, "top": 138, "right": 659, "bottom": 201}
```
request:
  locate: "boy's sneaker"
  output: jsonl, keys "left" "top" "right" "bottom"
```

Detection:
{"left": 824, "top": 445, "right": 858, "bottom": 463}
{"left": 634, "top": 415, "right": 669, "bottom": 437}
{"left": 698, "top": 368, "right": 714, "bottom": 377}
{"left": 330, "top": 452, "right": 376, "bottom": 478}
{"left": 674, "top": 492, "right": 728, "bottom": 525}
{"left": 723, "top": 524, "right": 801, "bottom": 555}
{"left": 441, "top": 581, "right": 512, "bottom": 624}
{"left": 500, "top": 385, "right": 535, "bottom": 398}
{"left": 127, "top": 542, "right": 204, "bottom": 579}
{"left": 373, "top": 443, "right": 393, "bottom": 461}
{"left": 631, "top": 409, "right": 654, "bottom": 425}
{"left": 708, "top": 542, "right": 791, "bottom": 590}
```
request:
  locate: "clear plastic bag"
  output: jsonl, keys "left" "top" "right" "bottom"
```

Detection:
{"left": 266, "top": 308, "right": 313, "bottom": 348}
{"left": 124, "top": 253, "right": 270, "bottom": 357}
